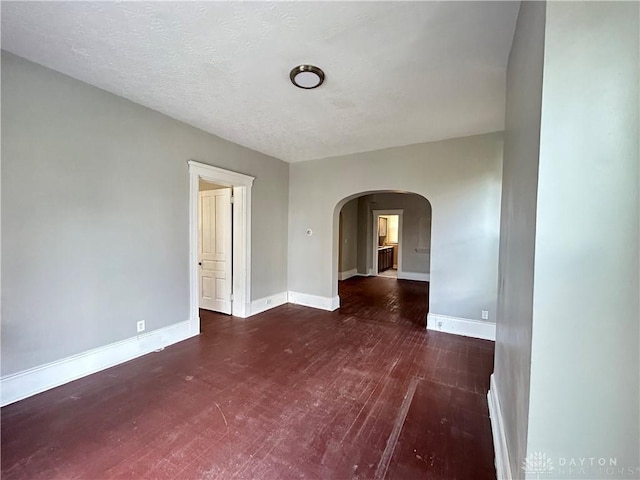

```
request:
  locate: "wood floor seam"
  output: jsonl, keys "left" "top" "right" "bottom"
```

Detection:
{"left": 374, "top": 376, "right": 419, "bottom": 480}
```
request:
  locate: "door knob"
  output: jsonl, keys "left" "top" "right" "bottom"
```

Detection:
{"left": 198, "top": 262, "right": 202, "bottom": 266}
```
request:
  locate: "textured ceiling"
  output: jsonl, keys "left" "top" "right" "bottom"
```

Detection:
{"left": 1, "top": 1, "right": 520, "bottom": 162}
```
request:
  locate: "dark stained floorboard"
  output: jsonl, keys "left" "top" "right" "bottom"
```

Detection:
{"left": 1, "top": 276, "right": 495, "bottom": 479}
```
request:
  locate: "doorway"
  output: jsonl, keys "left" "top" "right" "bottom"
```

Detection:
{"left": 373, "top": 210, "right": 403, "bottom": 279}
{"left": 374, "top": 213, "right": 401, "bottom": 279}
{"left": 188, "top": 161, "right": 254, "bottom": 333}
{"left": 198, "top": 180, "right": 232, "bottom": 314}
{"left": 334, "top": 192, "right": 432, "bottom": 318}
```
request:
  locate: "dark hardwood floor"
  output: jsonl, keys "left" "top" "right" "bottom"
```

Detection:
{"left": 1, "top": 277, "right": 496, "bottom": 479}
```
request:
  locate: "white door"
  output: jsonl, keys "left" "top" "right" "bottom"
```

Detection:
{"left": 199, "top": 189, "right": 232, "bottom": 314}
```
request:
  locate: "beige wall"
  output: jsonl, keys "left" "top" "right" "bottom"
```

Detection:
{"left": 288, "top": 132, "right": 503, "bottom": 322}
{"left": 198, "top": 180, "right": 228, "bottom": 191}
{"left": 379, "top": 215, "right": 399, "bottom": 245}
{"left": 1, "top": 52, "right": 289, "bottom": 376}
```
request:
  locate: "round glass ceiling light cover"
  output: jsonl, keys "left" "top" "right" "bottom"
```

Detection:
{"left": 290, "top": 65, "right": 325, "bottom": 89}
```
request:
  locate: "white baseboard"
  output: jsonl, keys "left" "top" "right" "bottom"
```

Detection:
{"left": 250, "top": 292, "right": 288, "bottom": 316}
{"left": 1, "top": 320, "right": 196, "bottom": 407}
{"left": 397, "top": 271, "right": 430, "bottom": 282}
{"left": 288, "top": 291, "right": 340, "bottom": 311}
{"left": 488, "top": 374, "right": 512, "bottom": 480}
{"left": 338, "top": 268, "right": 358, "bottom": 281}
{"left": 426, "top": 313, "right": 496, "bottom": 341}
{"left": 232, "top": 302, "right": 250, "bottom": 318}
{"left": 329, "top": 295, "right": 340, "bottom": 310}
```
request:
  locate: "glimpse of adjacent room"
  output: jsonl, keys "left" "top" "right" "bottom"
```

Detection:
{"left": 337, "top": 192, "right": 432, "bottom": 284}
{"left": 377, "top": 214, "right": 399, "bottom": 278}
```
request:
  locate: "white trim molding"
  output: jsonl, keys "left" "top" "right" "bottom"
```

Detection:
{"left": 188, "top": 161, "right": 254, "bottom": 325}
{"left": 250, "top": 292, "right": 288, "bottom": 316}
{"left": 338, "top": 268, "right": 358, "bottom": 281}
{"left": 288, "top": 291, "right": 340, "bottom": 311}
{"left": 1, "top": 321, "right": 195, "bottom": 407}
{"left": 397, "top": 271, "right": 430, "bottom": 282}
{"left": 488, "top": 374, "right": 512, "bottom": 480}
{"left": 426, "top": 313, "right": 496, "bottom": 341}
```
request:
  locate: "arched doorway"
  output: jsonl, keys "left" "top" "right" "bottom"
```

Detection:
{"left": 333, "top": 191, "right": 432, "bottom": 326}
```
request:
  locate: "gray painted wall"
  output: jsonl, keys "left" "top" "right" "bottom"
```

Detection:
{"left": 357, "top": 197, "right": 370, "bottom": 275}
{"left": 493, "top": 2, "right": 545, "bottom": 478}
{"left": 288, "top": 133, "right": 503, "bottom": 322}
{"left": 1, "top": 52, "right": 289, "bottom": 376}
{"left": 527, "top": 2, "right": 639, "bottom": 475}
{"left": 338, "top": 198, "right": 358, "bottom": 273}
{"left": 354, "top": 193, "right": 431, "bottom": 275}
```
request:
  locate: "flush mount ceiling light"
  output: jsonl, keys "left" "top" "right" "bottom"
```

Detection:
{"left": 289, "top": 64, "right": 325, "bottom": 89}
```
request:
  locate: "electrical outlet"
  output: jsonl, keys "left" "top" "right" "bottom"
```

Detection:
{"left": 266, "top": 298, "right": 272, "bottom": 305}
{"left": 481, "top": 310, "right": 489, "bottom": 320}
{"left": 137, "top": 320, "right": 145, "bottom": 333}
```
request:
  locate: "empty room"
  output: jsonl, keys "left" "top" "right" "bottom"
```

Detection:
{"left": 1, "top": 2, "right": 638, "bottom": 479}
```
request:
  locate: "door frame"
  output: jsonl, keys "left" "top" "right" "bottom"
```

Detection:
{"left": 371, "top": 210, "right": 403, "bottom": 276}
{"left": 188, "top": 160, "right": 254, "bottom": 333}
